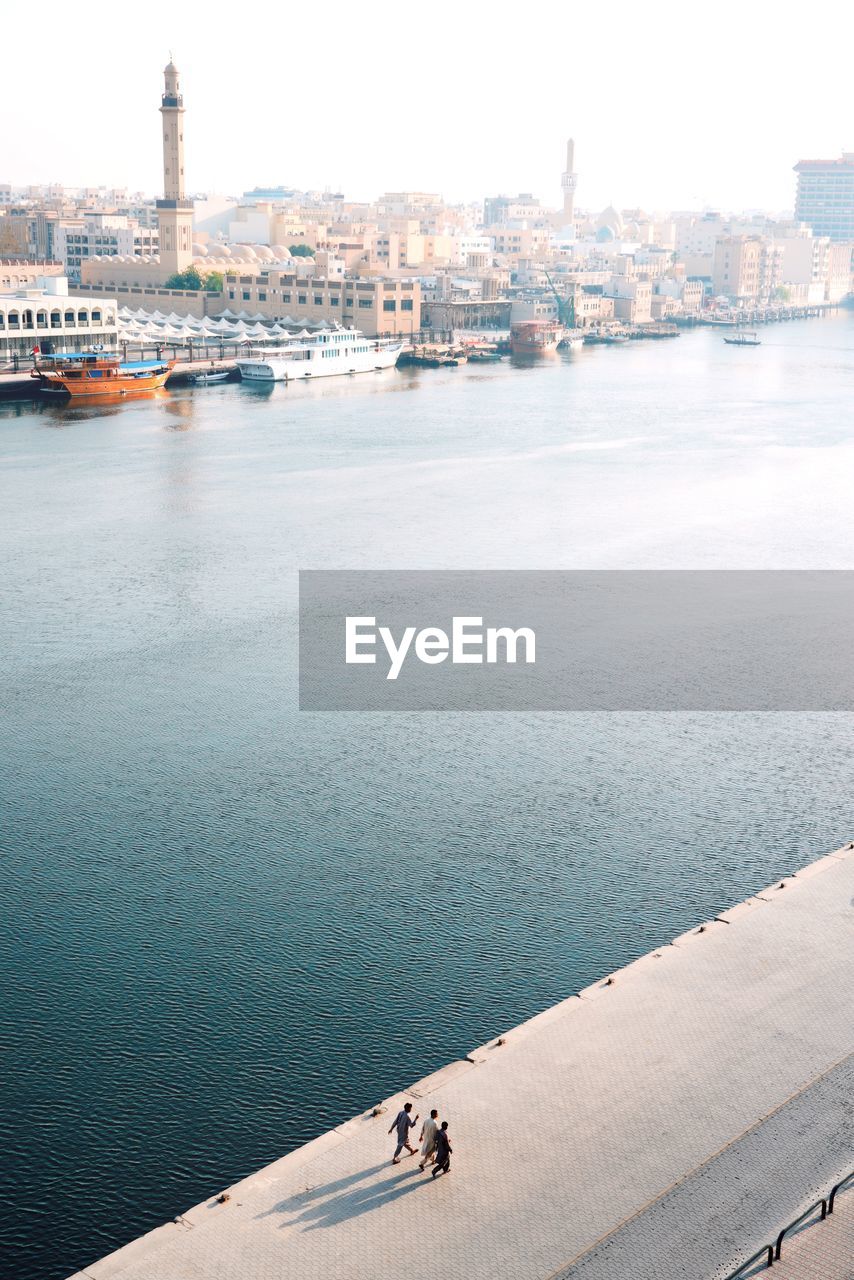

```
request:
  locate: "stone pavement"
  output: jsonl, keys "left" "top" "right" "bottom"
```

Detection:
{"left": 767, "top": 1185, "right": 854, "bottom": 1280}
{"left": 69, "top": 845, "right": 854, "bottom": 1280}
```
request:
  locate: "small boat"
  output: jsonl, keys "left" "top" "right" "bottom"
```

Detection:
{"left": 189, "top": 369, "right": 231, "bottom": 385}
{"left": 724, "top": 331, "right": 761, "bottom": 347}
{"left": 584, "top": 327, "right": 629, "bottom": 345}
{"left": 558, "top": 329, "right": 585, "bottom": 351}
{"left": 467, "top": 345, "right": 502, "bottom": 363}
{"left": 31, "top": 351, "right": 173, "bottom": 397}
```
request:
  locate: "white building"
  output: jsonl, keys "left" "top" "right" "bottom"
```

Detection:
{"left": 55, "top": 214, "right": 158, "bottom": 281}
{"left": 0, "top": 277, "right": 118, "bottom": 360}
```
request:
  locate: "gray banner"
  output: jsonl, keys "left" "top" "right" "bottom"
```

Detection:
{"left": 299, "top": 571, "right": 854, "bottom": 711}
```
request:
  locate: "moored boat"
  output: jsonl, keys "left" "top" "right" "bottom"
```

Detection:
{"left": 32, "top": 351, "right": 173, "bottom": 397}
{"left": 236, "top": 326, "right": 404, "bottom": 382}
{"left": 189, "top": 369, "right": 232, "bottom": 385}
{"left": 510, "top": 320, "right": 565, "bottom": 355}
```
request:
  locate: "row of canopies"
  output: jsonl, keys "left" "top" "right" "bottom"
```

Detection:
{"left": 116, "top": 306, "right": 333, "bottom": 345}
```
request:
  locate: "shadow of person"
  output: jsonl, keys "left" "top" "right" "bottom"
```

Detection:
{"left": 291, "top": 1168, "right": 429, "bottom": 1231}
{"left": 256, "top": 1163, "right": 390, "bottom": 1220}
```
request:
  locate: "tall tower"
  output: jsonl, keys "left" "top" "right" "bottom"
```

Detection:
{"left": 156, "top": 59, "right": 194, "bottom": 275}
{"left": 561, "top": 137, "right": 577, "bottom": 224}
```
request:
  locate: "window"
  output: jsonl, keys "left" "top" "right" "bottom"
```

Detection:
{"left": 243, "top": 291, "right": 251, "bottom": 301}
{"left": 383, "top": 300, "right": 396, "bottom": 312}
{"left": 65, "top": 311, "right": 75, "bottom": 326}
{"left": 298, "top": 294, "right": 307, "bottom": 305}
{"left": 401, "top": 299, "right": 413, "bottom": 311}
{"left": 258, "top": 292, "right": 267, "bottom": 301}
{"left": 358, "top": 299, "right": 372, "bottom": 308}
{"left": 330, "top": 296, "right": 339, "bottom": 305}
{"left": 92, "top": 310, "right": 101, "bottom": 322}
{"left": 314, "top": 295, "right": 323, "bottom": 305}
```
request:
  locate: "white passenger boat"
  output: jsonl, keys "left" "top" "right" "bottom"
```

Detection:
{"left": 236, "top": 326, "right": 404, "bottom": 383}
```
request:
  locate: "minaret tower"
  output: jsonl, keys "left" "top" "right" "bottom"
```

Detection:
{"left": 156, "top": 58, "right": 194, "bottom": 275}
{"left": 561, "top": 137, "right": 577, "bottom": 224}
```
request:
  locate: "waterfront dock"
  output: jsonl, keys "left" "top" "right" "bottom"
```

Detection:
{"left": 67, "top": 845, "right": 854, "bottom": 1280}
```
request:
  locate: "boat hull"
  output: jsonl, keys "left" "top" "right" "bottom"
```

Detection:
{"left": 510, "top": 322, "right": 565, "bottom": 356}
{"left": 237, "top": 342, "right": 402, "bottom": 383}
{"left": 33, "top": 359, "right": 173, "bottom": 397}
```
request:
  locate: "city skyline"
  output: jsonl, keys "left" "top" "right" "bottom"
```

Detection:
{"left": 6, "top": 0, "right": 854, "bottom": 214}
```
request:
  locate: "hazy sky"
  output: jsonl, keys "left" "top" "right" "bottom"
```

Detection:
{"left": 7, "top": 0, "right": 853, "bottom": 214}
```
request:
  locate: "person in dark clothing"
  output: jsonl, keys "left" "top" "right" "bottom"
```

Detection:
{"left": 431, "top": 1120, "right": 452, "bottom": 1177}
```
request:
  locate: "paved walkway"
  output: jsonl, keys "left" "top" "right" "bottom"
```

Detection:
{"left": 768, "top": 1186, "right": 854, "bottom": 1279}
{"left": 69, "top": 846, "right": 854, "bottom": 1280}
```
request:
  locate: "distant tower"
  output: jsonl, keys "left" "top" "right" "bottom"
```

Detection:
{"left": 561, "top": 138, "right": 577, "bottom": 223}
{"left": 156, "top": 58, "right": 194, "bottom": 275}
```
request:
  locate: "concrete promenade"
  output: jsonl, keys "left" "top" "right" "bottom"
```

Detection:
{"left": 69, "top": 845, "right": 854, "bottom": 1280}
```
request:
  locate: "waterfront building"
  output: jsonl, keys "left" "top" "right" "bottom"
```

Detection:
{"left": 794, "top": 152, "right": 854, "bottom": 241}
{"left": 0, "top": 276, "right": 118, "bottom": 360}
{"left": 827, "top": 241, "right": 854, "bottom": 302}
{"left": 220, "top": 270, "right": 420, "bottom": 337}
{"left": 712, "top": 235, "right": 762, "bottom": 300}
{"left": 605, "top": 277, "right": 653, "bottom": 324}
{"left": 653, "top": 276, "right": 705, "bottom": 314}
{"left": 776, "top": 229, "right": 832, "bottom": 303}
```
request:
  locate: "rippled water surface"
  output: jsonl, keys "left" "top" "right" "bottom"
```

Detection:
{"left": 2, "top": 318, "right": 854, "bottom": 1279}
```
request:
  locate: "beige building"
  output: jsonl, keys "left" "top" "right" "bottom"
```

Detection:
{"left": 827, "top": 242, "right": 854, "bottom": 302}
{"left": 606, "top": 278, "right": 653, "bottom": 324}
{"left": 489, "top": 226, "right": 552, "bottom": 260}
{"left": 777, "top": 230, "right": 832, "bottom": 302}
{"left": 221, "top": 270, "right": 420, "bottom": 337}
{"left": 0, "top": 259, "right": 64, "bottom": 290}
{"left": 712, "top": 236, "right": 762, "bottom": 300}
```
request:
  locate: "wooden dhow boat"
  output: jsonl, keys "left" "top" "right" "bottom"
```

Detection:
{"left": 32, "top": 351, "right": 174, "bottom": 397}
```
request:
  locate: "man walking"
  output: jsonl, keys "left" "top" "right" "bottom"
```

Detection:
{"left": 418, "top": 1108, "right": 439, "bottom": 1170}
{"left": 432, "top": 1120, "right": 452, "bottom": 1178}
{"left": 389, "top": 1101, "right": 419, "bottom": 1164}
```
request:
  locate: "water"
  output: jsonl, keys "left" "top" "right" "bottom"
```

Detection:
{"left": 2, "top": 318, "right": 854, "bottom": 1280}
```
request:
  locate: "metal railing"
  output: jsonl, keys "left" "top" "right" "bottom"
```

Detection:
{"left": 724, "top": 1167, "right": 853, "bottom": 1278}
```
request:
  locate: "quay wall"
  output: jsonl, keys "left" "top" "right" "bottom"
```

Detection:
{"left": 68, "top": 842, "right": 854, "bottom": 1280}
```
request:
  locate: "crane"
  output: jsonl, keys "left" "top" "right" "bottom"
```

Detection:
{"left": 542, "top": 267, "right": 575, "bottom": 328}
